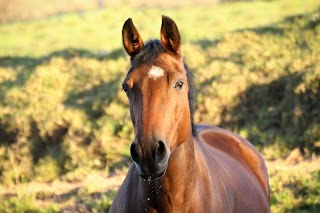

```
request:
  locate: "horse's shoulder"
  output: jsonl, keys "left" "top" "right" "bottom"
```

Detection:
{"left": 195, "top": 124, "right": 269, "bottom": 197}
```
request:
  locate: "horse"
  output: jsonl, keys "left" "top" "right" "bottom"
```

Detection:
{"left": 110, "top": 15, "right": 270, "bottom": 213}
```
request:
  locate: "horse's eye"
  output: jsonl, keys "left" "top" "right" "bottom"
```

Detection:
{"left": 173, "top": 80, "right": 184, "bottom": 90}
{"left": 122, "top": 85, "right": 130, "bottom": 95}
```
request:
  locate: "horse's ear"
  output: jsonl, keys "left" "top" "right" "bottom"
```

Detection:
{"left": 160, "top": 15, "right": 181, "bottom": 54}
{"left": 122, "top": 18, "right": 144, "bottom": 57}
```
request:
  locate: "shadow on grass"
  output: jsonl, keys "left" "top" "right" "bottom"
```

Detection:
{"left": 192, "top": 10, "right": 320, "bottom": 153}
{"left": 235, "top": 7, "right": 320, "bottom": 36}
{"left": 0, "top": 47, "right": 126, "bottom": 179}
{"left": 194, "top": 7, "right": 320, "bottom": 49}
{"left": 0, "top": 47, "right": 125, "bottom": 131}
{"left": 219, "top": 72, "right": 320, "bottom": 151}
{"left": 108, "top": 157, "right": 131, "bottom": 175}
{"left": 61, "top": 189, "right": 117, "bottom": 212}
{"left": 29, "top": 119, "right": 69, "bottom": 164}
{"left": 194, "top": 39, "right": 220, "bottom": 50}
{"left": 64, "top": 73, "right": 123, "bottom": 119}
{"left": 34, "top": 187, "right": 117, "bottom": 212}
{"left": 0, "top": 48, "right": 124, "bottom": 100}
{"left": 284, "top": 203, "right": 320, "bottom": 213}
{"left": 0, "top": 48, "right": 124, "bottom": 68}
{"left": 0, "top": 122, "right": 19, "bottom": 146}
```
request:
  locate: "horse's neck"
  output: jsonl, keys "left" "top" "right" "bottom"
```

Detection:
{"left": 163, "top": 135, "right": 197, "bottom": 187}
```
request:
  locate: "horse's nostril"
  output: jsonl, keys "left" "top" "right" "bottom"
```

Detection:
{"left": 153, "top": 141, "right": 167, "bottom": 161}
{"left": 158, "top": 141, "right": 166, "bottom": 155}
{"left": 130, "top": 143, "right": 140, "bottom": 163}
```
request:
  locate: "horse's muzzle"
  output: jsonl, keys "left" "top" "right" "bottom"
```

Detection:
{"left": 130, "top": 140, "right": 169, "bottom": 179}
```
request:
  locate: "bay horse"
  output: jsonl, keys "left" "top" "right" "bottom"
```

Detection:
{"left": 110, "top": 16, "right": 270, "bottom": 213}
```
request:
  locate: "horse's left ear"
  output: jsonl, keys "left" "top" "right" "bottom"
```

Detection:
{"left": 160, "top": 15, "right": 181, "bottom": 54}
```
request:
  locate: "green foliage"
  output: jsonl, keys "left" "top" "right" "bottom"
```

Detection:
{"left": 192, "top": 8, "right": 320, "bottom": 156}
{"left": 0, "top": 196, "right": 60, "bottom": 213}
{"left": 34, "top": 156, "right": 63, "bottom": 182}
{"left": 269, "top": 163, "right": 320, "bottom": 213}
{"left": 81, "top": 190, "right": 116, "bottom": 212}
{"left": 0, "top": 49, "right": 131, "bottom": 185}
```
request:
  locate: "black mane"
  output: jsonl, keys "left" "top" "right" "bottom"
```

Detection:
{"left": 130, "top": 39, "right": 197, "bottom": 136}
{"left": 131, "top": 40, "right": 165, "bottom": 65}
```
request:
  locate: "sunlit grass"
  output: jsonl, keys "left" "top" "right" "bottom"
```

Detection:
{"left": 0, "top": 0, "right": 319, "bottom": 56}
{"left": 268, "top": 161, "right": 320, "bottom": 213}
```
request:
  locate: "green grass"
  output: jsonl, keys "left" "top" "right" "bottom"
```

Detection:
{"left": 0, "top": 0, "right": 320, "bottom": 212}
{"left": 268, "top": 161, "right": 320, "bottom": 213}
{"left": 0, "top": 196, "right": 61, "bottom": 213}
{"left": 0, "top": 0, "right": 318, "bottom": 56}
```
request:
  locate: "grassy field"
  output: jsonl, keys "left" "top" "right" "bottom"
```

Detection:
{"left": 0, "top": 0, "right": 320, "bottom": 212}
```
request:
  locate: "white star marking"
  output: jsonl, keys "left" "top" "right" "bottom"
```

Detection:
{"left": 148, "top": 66, "right": 164, "bottom": 80}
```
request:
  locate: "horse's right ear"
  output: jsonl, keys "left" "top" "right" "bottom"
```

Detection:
{"left": 122, "top": 18, "right": 144, "bottom": 57}
{"left": 160, "top": 15, "right": 181, "bottom": 54}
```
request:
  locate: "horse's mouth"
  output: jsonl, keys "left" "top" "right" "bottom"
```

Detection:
{"left": 139, "top": 169, "right": 166, "bottom": 179}
{"left": 134, "top": 161, "right": 168, "bottom": 180}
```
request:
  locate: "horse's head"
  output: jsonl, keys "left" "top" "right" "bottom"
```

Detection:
{"left": 122, "top": 16, "right": 195, "bottom": 179}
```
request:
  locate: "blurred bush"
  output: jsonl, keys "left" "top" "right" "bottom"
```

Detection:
{"left": 0, "top": 49, "right": 132, "bottom": 185}
{"left": 0, "top": 2, "right": 319, "bottom": 187}
{"left": 191, "top": 10, "right": 320, "bottom": 157}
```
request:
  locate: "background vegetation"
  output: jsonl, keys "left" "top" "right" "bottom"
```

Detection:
{"left": 0, "top": 0, "right": 319, "bottom": 212}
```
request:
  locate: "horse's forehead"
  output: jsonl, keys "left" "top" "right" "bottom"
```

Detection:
{"left": 158, "top": 53, "right": 184, "bottom": 72}
{"left": 137, "top": 54, "right": 183, "bottom": 75}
